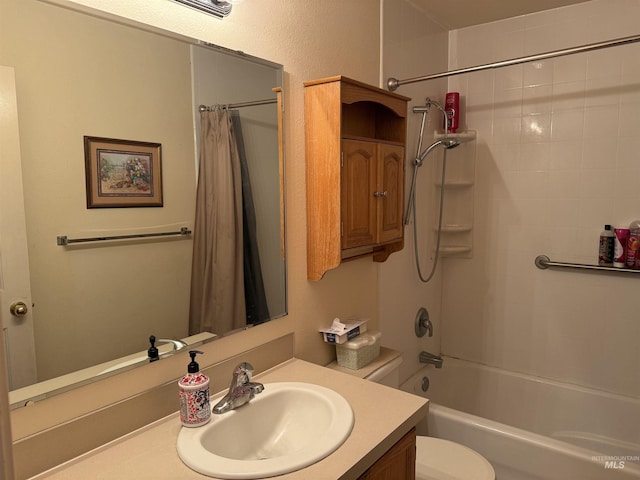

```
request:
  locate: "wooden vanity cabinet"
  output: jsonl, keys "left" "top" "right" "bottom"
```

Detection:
{"left": 358, "top": 428, "right": 417, "bottom": 480}
{"left": 305, "top": 76, "right": 410, "bottom": 281}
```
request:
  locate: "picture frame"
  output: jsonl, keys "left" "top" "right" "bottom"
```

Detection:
{"left": 84, "top": 136, "right": 163, "bottom": 208}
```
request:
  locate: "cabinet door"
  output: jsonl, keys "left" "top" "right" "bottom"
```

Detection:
{"left": 341, "top": 140, "right": 377, "bottom": 249}
{"left": 377, "top": 144, "right": 404, "bottom": 244}
{"left": 358, "top": 428, "right": 416, "bottom": 480}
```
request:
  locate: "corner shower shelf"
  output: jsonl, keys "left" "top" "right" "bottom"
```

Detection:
{"left": 435, "top": 224, "right": 472, "bottom": 233}
{"left": 432, "top": 130, "right": 476, "bottom": 260}
{"left": 439, "top": 245, "right": 473, "bottom": 256}
{"left": 535, "top": 255, "right": 640, "bottom": 275}
{"left": 434, "top": 130, "right": 476, "bottom": 144}
{"left": 435, "top": 180, "right": 474, "bottom": 188}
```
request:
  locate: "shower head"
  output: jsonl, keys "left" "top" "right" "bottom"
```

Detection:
{"left": 415, "top": 137, "right": 460, "bottom": 166}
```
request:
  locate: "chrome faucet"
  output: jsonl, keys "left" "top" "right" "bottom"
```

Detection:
{"left": 148, "top": 335, "right": 188, "bottom": 362}
{"left": 157, "top": 338, "right": 188, "bottom": 351}
{"left": 212, "top": 362, "right": 264, "bottom": 414}
{"left": 420, "top": 351, "right": 443, "bottom": 368}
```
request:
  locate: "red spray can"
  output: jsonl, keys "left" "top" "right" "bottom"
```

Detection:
{"left": 444, "top": 92, "right": 460, "bottom": 133}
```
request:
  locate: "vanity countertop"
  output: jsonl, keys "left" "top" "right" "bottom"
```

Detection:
{"left": 32, "top": 358, "right": 428, "bottom": 480}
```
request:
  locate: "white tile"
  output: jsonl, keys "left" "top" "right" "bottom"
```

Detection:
{"left": 580, "top": 169, "right": 617, "bottom": 198}
{"left": 583, "top": 104, "right": 620, "bottom": 138}
{"left": 553, "top": 54, "right": 587, "bottom": 84}
{"left": 616, "top": 138, "right": 640, "bottom": 169}
{"left": 586, "top": 48, "right": 624, "bottom": 80}
{"left": 581, "top": 140, "right": 616, "bottom": 170}
{"left": 552, "top": 80, "right": 586, "bottom": 111}
{"left": 492, "top": 116, "right": 522, "bottom": 144}
{"left": 494, "top": 65, "right": 523, "bottom": 91}
{"left": 519, "top": 142, "right": 550, "bottom": 172}
{"left": 523, "top": 84, "right": 553, "bottom": 115}
{"left": 521, "top": 113, "right": 551, "bottom": 143}
{"left": 549, "top": 141, "right": 582, "bottom": 170}
{"left": 618, "top": 103, "right": 640, "bottom": 137}
{"left": 493, "top": 88, "right": 523, "bottom": 118}
{"left": 551, "top": 109, "right": 584, "bottom": 141}
{"left": 585, "top": 76, "right": 621, "bottom": 107}
{"left": 547, "top": 170, "right": 581, "bottom": 198}
{"left": 523, "top": 60, "right": 554, "bottom": 87}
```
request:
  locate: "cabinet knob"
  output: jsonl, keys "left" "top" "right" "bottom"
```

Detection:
{"left": 374, "top": 191, "right": 388, "bottom": 198}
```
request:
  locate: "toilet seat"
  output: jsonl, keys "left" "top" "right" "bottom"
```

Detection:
{"left": 415, "top": 436, "right": 495, "bottom": 480}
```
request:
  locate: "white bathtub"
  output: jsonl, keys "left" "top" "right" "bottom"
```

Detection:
{"left": 400, "top": 356, "right": 640, "bottom": 480}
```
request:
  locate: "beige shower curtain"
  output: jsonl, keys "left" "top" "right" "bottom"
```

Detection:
{"left": 189, "top": 109, "right": 246, "bottom": 335}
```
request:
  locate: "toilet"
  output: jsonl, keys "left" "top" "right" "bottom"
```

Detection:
{"left": 364, "top": 356, "right": 495, "bottom": 480}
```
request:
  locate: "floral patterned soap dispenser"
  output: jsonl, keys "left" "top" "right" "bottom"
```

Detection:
{"left": 179, "top": 350, "right": 211, "bottom": 427}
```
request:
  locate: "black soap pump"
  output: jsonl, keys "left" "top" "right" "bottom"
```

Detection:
{"left": 147, "top": 335, "right": 159, "bottom": 362}
{"left": 178, "top": 350, "right": 210, "bottom": 427}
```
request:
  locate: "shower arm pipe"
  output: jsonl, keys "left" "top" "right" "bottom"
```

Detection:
{"left": 387, "top": 33, "right": 640, "bottom": 91}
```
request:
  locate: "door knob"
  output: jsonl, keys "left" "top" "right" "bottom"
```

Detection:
{"left": 10, "top": 301, "right": 28, "bottom": 317}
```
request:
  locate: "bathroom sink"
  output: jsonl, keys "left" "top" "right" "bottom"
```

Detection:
{"left": 177, "top": 382, "right": 354, "bottom": 479}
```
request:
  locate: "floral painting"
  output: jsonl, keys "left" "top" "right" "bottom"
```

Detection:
{"left": 84, "top": 136, "right": 163, "bottom": 208}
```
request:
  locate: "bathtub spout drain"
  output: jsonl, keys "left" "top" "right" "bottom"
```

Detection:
{"left": 421, "top": 376, "right": 430, "bottom": 392}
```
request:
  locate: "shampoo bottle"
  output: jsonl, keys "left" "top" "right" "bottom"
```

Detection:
{"left": 179, "top": 350, "right": 210, "bottom": 427}
{"left": 598, "top": 224, "right": 614, "bottom": 266}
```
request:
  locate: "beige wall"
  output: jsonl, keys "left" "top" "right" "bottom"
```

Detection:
{"left": 442, "top": 0, "right": 640, "bottom": 399}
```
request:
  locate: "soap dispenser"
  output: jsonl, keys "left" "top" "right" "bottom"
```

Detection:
{"left": 147, "top": 335, "right": 159, "bottom": 362}
{"left": 179, "top": 350, "right": 211, "bottom": 427}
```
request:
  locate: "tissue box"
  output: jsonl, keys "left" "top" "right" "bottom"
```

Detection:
{"left": 336, "top": 331, "right": 381, "bottom": 369}
{"left": 320, "top": 318, "right": 368, "bottom": 344}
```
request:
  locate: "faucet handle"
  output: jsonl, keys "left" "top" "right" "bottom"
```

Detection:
{"left": 232, "top": 362, "right": 254, "bottom": 386}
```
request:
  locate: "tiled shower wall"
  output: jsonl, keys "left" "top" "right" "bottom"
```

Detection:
{"left": 442, "top": 0, "right": 640, "bottom": 398}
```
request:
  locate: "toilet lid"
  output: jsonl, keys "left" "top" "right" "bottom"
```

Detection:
{"left": 415, "top": 436, "right": 495, "bottom": 480}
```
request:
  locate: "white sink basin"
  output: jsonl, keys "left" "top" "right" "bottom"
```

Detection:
{"left": 177, "top": 382, "right": 354, "bottom": 479}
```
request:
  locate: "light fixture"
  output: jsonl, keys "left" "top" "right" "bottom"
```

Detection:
{"left": 172, "top": 0, "right": 234, "bottom": 19}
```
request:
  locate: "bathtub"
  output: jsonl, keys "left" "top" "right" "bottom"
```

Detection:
{"left": 400, "top": 356, "right": 640, "bottom": 480}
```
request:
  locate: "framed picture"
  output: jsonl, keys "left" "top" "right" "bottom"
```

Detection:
{"left": 84, "top": 136, "right": 163, "bottom": 208}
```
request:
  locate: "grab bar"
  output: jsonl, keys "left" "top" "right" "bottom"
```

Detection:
{"left": 535, "top": 255, "right": 640, "bottom": 275}
{"left": 57, "top": 227, "right": 191, "bottom": 246}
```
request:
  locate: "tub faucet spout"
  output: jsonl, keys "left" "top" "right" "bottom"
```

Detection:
{"left": 420, "top": 351, "right": 443, "bottom": 368}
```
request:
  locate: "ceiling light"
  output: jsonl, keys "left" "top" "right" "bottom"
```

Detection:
{"left": 172, "top": 0, "right": 234, "bottom": 19}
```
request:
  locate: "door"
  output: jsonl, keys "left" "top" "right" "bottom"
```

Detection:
{"left": 0, "top": 66, "right": 38, "bottom": 390}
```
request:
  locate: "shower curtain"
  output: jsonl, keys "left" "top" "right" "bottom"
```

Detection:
{"left": 189, "top": 109, "right": 246, "bottom": 335}
{"left": 230, "top": 111, "right": 270, "bottom": 326}
{"left": 189, "top": 109, "right": 270, "bottom": 335}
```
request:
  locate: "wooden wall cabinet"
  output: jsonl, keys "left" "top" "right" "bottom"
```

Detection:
{"left": 304, "top": 76, "right": 410, "bottom": 281}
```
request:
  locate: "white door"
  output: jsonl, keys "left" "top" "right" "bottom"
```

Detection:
{"left": 0, "top": 66, "right": 37, "bottom": 390}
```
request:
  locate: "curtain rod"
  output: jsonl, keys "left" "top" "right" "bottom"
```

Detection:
{"left": 387, "top": 33, "right": 640, "bottom": 91}
{"left": 198, "top": 98, "right": 277, "bottom": 112}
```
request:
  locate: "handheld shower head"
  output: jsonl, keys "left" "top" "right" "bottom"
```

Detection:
{"left": 415, "top": 137, "right": 460, "bottom": 166}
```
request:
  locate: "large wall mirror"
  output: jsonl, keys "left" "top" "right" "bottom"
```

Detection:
{"left": 0, "top": 0, "right": 286, "bottom": 408}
